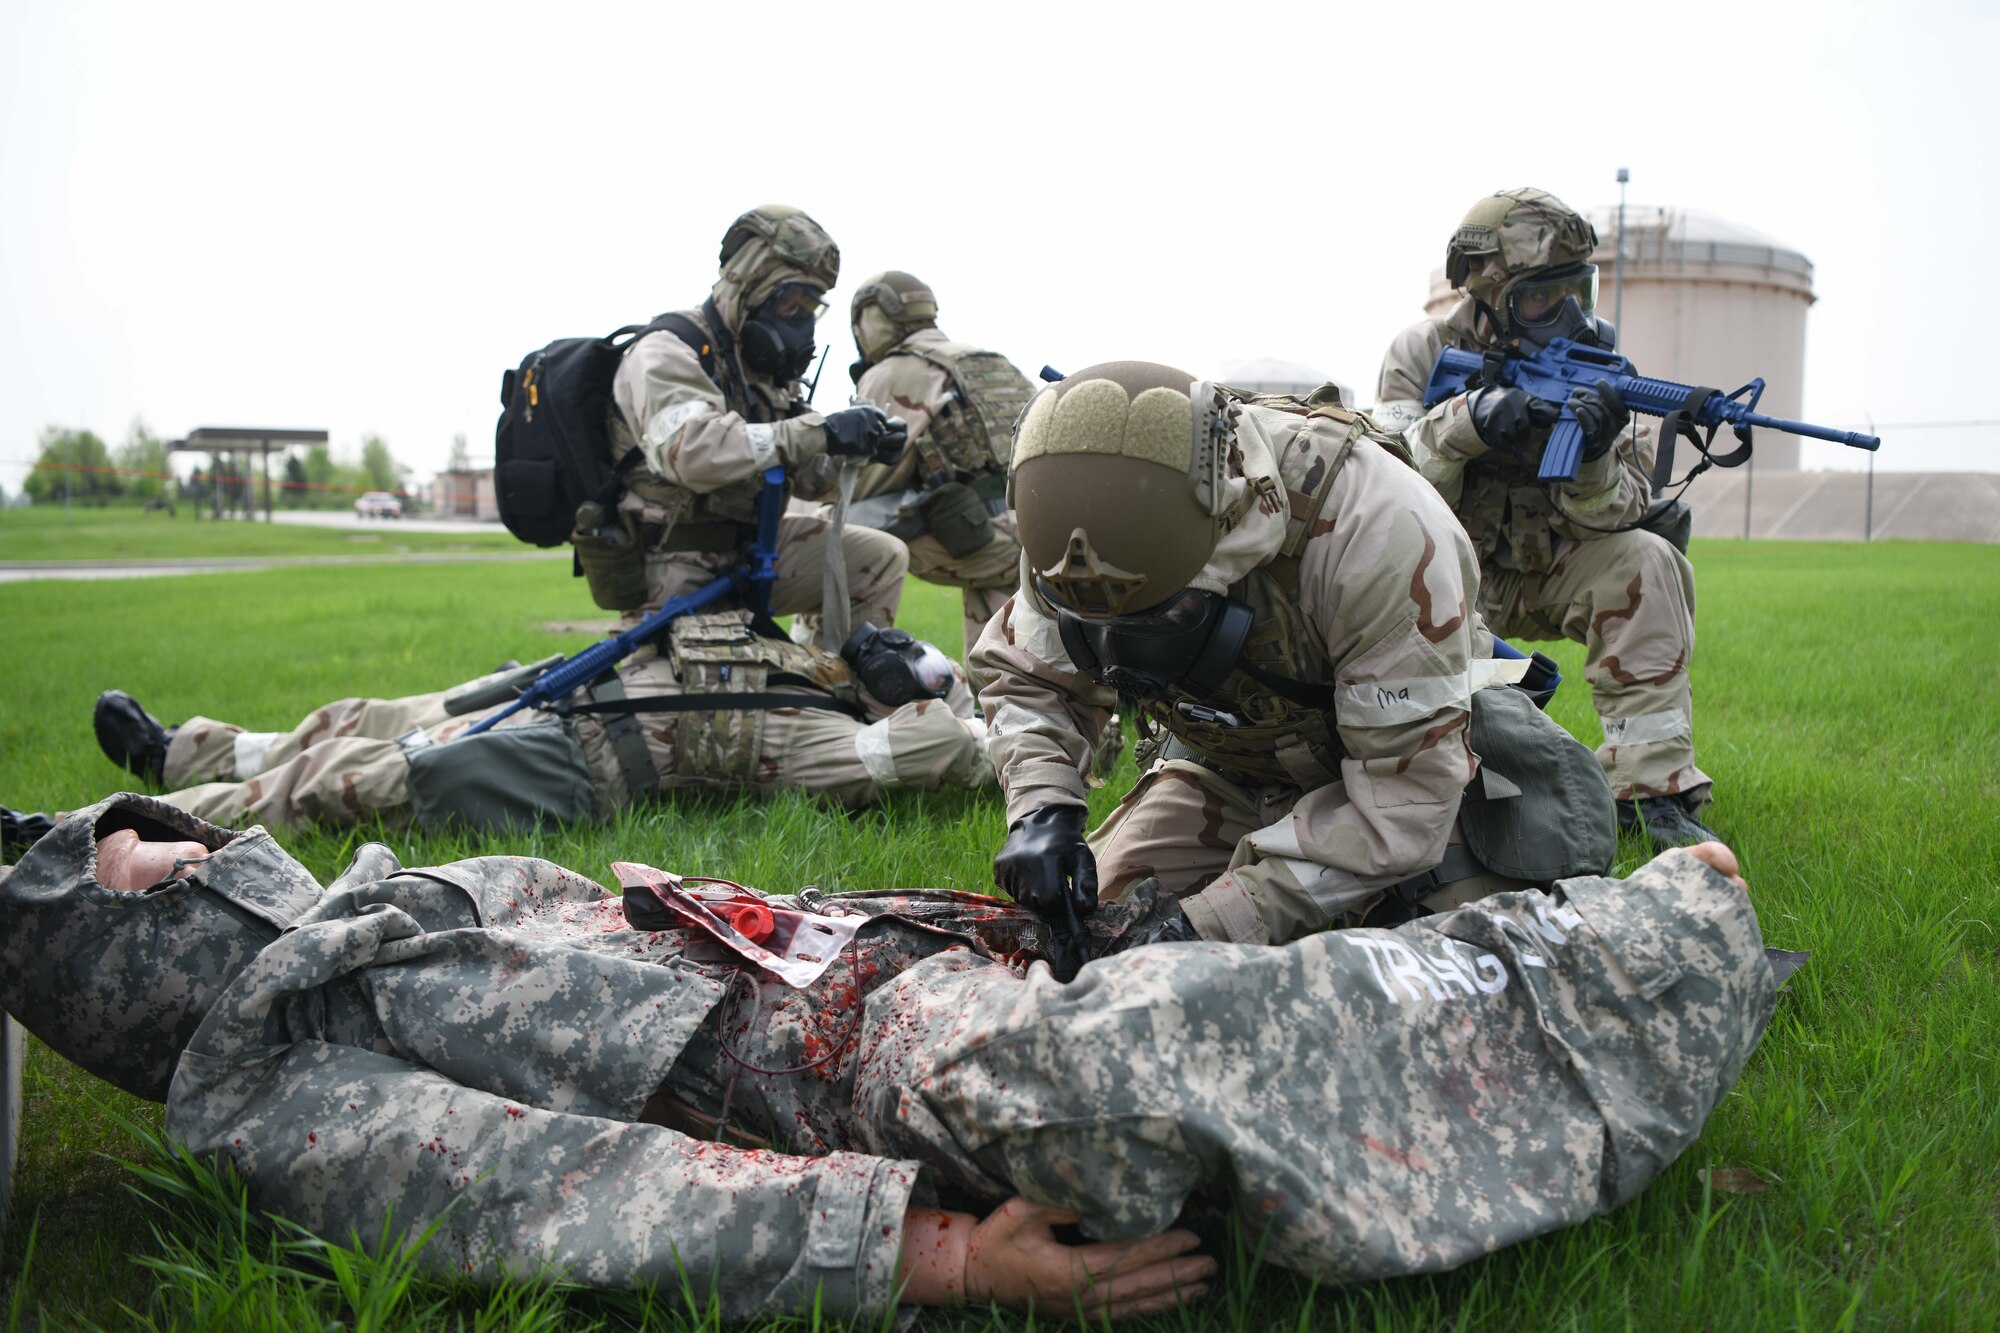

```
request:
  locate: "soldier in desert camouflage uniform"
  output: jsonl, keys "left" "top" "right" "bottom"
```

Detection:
{"left": 72, "top": 611, "right": 990, "bottom": 833}
{"left": 1, "top": 796, "right": 1776, "bottom": 1315}
{"left": 973, "top": 361, "right": 1613, "bottom": 954}
{"left": 587, "top": 206, "right": 912, "bottom": 630}
{"left": 838, "top": 272, "right": 1036, "bottom": 655}
{"left": 1375, "top": 188, "right": 1716, "bottom": 849}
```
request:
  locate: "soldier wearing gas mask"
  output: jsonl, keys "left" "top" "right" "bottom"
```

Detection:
{"left": 840, "top": 272, "right": 1036, "bottom": 655}
{"left": 1375, "top": 188, "right": 1715, "bottom": 851}
{"left": 604, "top": 206, "right": 912, "bottom": 631}
{"left": 972, "top": 362, "right": 1615, "bottom": 960}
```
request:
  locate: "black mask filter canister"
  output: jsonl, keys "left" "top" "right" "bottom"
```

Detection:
{"left": 1048, "top": 585, "right": 1254, "bottom": 701}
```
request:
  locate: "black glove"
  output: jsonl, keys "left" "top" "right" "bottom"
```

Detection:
{"left": 821, "top": 404, "right": 909, "bottom": 466}
{"left": 1468, "top": 385, "right": 1561, "bottom": 458}
{"left": 1568, "top": 379, "right": 1631, "bottom": 462}
{"left": 994, "top": 805, "right": 1097, "bottom": 925}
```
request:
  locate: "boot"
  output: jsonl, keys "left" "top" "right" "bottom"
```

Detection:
{"left": 2, "top": 807, "right": 56, "bottom": 859}
{"left": 93, "top": 690, "right": 177, "bottom": 783}
{"left": 1617, "top": 793, "right": 1720, "bottom": 852}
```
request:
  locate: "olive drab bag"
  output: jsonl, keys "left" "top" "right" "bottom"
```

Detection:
{"left": 492, "top": 315, "right": 712, "bottom": 547}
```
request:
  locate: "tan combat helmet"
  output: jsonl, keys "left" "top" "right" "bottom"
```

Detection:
{"left": 850, "top": 271, "right": 939, "bottom": 366}
{"left": 1444, "top": 187, "right": 1598, "bottom": 301}
{"left": 1011, "top": 361, "right": 1240, "bottom": 618}
{"left": 711, "top": 205, "right": 841, "bottom": 332}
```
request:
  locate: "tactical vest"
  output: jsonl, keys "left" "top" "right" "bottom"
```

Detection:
{"left": 881, "top": 338, "right": 1034, "bottom": 485}
{"left": 1137, "top": 396, "right": 1418, "bottom": 790}
{"left": 610, "top": 304, "right": 803, "bottom": 540}
{"left": 666, "top": 612, "right": 860, "bottom": 783}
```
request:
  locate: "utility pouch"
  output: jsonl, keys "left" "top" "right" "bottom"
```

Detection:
{"left": 1456, "top": 686, "right": 1616, "bottom": 882}
{"left": 443, "top": 655, "right": 567, "bottom": 716}
{"left": 919, "top": 481, "right": 996, "bottom": 559}
{"left": 571, "top": 510, "right": 649, "bottom": 611}
{"left": 1637, "top": 498, "right": 1693, "bottom": 554}
{"left": 405, "top": 716, "right": 598, "bottom": 833}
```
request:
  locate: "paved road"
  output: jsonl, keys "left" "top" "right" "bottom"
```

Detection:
{"left": 266, "top": 510, "right": 508, "bottom": 535}
{"left": 0, "top": 550, "right": 565, "bottom": 583}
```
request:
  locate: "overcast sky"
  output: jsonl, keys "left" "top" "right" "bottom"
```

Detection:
{"left": 2, "top": 0, "right": 1993, "bottom": 495}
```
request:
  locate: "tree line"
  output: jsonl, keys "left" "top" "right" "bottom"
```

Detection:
{"left": 16, "top": 422, "right": 411, "bottom": 510}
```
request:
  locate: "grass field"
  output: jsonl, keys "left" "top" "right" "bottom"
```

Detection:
{"left": 0, "top": 505, "right": 523, "bottom": 563}
{"left": 1, "top": 540, "right": 1997, "bottom": 1330}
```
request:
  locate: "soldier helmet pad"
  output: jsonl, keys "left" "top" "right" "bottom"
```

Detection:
{"left": 1011, "top": 362, "right": 1228, "bottom": 617}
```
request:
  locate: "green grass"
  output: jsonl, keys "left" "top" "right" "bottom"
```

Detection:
{"left": 0, "top": 504, "right": 525, "bottom": 563}
{"left": 2, "top": 540, "right": 1998, "bottom": 1329}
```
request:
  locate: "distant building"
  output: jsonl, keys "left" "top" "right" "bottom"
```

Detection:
{"left": 1426, "top": 208, "right": 1817, "bottom": 470}
{"left": 1215, "top": 357, "right": 1354, "bottom": 407}
{"left": 433, "top": 468, "right": 499, "bottom": 521}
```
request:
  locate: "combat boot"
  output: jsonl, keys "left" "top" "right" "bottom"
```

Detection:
{"left": 2, "top": 807, "right": 56, "bottom": 859}
{"left": 1616, "top": 794, "right": 1720, "bottom": 852}
{"left": 93, "top": 690, "right": 177, "bottom": 783}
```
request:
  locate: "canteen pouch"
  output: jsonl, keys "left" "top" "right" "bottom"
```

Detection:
{"left": 1637, "top": 498, "right": 1693, "bottom": 554}
{"left": 572, "top": 511, "right": 650, "bottom": 611}
{"left": 404, "top": 716, "right": 598, "bottom": 833}
{"left": 919, "top": 481, "right": 996, "bottom": 559}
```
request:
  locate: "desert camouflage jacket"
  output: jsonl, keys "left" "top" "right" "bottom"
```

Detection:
{"left": 970, "top": 404, "right": 1488, "bottom": 885}
{"left": 1375, "top": 298, "right": 1656, "bottom": 574}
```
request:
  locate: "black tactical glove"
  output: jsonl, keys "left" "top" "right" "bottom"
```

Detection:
{"left": 994, "top": 804, "right": 1098, "bottom": 925}
{"left": 1468, "top": 385, "right": 1562, "bottom": 459}
{"left": 821, "top": 404, "right": 909, "bottom": 466}
{"left": 1568, "top": 379, "right": 1631, "bottom": 462}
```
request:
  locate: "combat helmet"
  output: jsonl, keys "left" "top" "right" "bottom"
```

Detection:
{"left": 1445, "top": 187, "right": 1598, "bottom": 299}
{"left": 1011, "top": 361, "right": 1237, "bottom": 618}
{"left": 850, "top": 271, "right": 939, "bottom": 367}
{"left": 710, "top": 204, "right": 841, "bottom": 333}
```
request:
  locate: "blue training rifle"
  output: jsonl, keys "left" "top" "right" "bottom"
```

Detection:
{"left": 461, "top": 465, "right": 787, "bottom": 737}
{"left": 1422, "top": 338, "right": 1882, "bottom": 482}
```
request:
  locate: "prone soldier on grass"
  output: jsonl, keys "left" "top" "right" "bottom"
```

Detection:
{"left": 1374, "top": 188, "right": 1716, "bottom": 850}
{"left": 35, "top": 612, "right": 991, "bottom": 836}
{"left": 1, "top": 793, "right": 1778, "bottom": 1319}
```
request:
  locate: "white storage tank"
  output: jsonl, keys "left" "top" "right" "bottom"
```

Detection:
{"left": 1425, "top": 208, "right": 1816, "bottom": 471}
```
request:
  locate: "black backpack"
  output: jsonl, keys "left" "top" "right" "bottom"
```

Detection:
{"left": 493, "top": 312, "right": 716, "bottom": 547}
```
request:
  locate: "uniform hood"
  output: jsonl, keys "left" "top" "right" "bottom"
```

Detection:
{"left": 1188, "top": 401, "right": 1290, "bottom": 594}
{"left": 0, "top": 795, "right": 323, "bottom": 1100}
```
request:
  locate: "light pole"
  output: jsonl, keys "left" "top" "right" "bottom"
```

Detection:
{"left": 1613, "top": 167, "right": 1630, "bottom": 339}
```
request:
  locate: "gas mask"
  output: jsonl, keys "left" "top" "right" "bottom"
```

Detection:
{"left": 841, "top": 622, "right": 957, "bottom": 707}
{"left": 1500, "top": 263, "right": 1616, "bottom": 350}
{"left": 1044, "top": 584, "right": 1254, "bottom": 701}
{"left": 740, "top": 283, "right": 826, "bottom": 381}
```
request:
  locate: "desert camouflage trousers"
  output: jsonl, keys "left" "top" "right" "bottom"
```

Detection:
{"left": 902, "top": 511, "right": 1022, "bottom": 657}
{"left": 159, "top": 666, "right": 991, "bottom": 830}
{"left": 1087, "top": 757, "right": 1520, "bottom": 945}
{"left": 631, "top": 514, "right": 907, "bottom": 629}
{"left": 1482, "top": 530, "right": 1711, "bottom": 803}
{"left": 681, "top": 849, "right": 1776, "bottom": 1286}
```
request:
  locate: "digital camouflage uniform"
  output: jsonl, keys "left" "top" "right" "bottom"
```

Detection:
{"left": 0, "top": 795, "right": 1778, "bottom": 1315}
{"left": 974, "top": 390, "right": 1540, "bottom": 945}
{"left": 846, "top": 300, "right": 1036, "bottom": 654}
{"left": 1374, "top": 191, "right": 1709, "bottom": 805}
{"left": 605, "top": 207, "right": 907, "bottom": 630}
{"left": 155, "top": 613, "right": 990, "bottom": 830}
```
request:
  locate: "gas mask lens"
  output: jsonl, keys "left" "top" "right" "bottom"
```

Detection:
{"left": 762, "top": 283, "right": 828, "bottom": 322}
{"left": 1507, "top": 264, "right": 1598, "bottom": 328}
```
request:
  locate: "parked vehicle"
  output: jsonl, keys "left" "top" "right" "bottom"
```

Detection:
{"left": 355, "top": 491, "right": 404, "bottom": 519}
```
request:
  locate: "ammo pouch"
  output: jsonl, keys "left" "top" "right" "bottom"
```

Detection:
{"left": 404, "top": 716, "right": 598, "bottom": 833}
{"left": 1636, "top": 498, "right": 1693, "bottom": 554}
{"left": 918, "top": 481, "right": 996, "bottom": 559}
{"left": 571, "top": 511, "right": 649, "bottom": 611}
{"left": 1456, "top": 686, "right": 1616, "bottom": 882}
